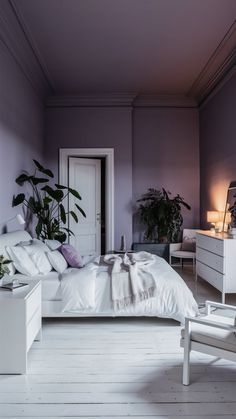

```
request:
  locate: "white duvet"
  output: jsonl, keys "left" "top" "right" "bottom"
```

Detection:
{"left": 60, "top": 252, "right": 198, "bottom": 323}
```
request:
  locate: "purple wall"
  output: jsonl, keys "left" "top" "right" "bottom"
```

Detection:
{"left": 200, "top": 73, "right": 236, "bottom": 229}
{"left": 45, "top": 107, "right": 133, "bottom": 249}
{"left": 45, "top": 105, "right": 199, "bottom": 246}
{"left": 133, "top": 108, "right": 200, "bottom": 241}
{"left": 0, "top": 41, "right": 44, "bottom": 232}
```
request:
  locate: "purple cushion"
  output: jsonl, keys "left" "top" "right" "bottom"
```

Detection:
{"left": 60, "top": 244, "right": 83, "bottom": 268}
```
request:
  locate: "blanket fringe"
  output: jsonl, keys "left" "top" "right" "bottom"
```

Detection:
{"left": 113, "top": 286, "right": 157, "bottom": 310}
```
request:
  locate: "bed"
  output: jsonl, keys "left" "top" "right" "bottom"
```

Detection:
{"left": 0, "top": 230, "right": 198, "bottom": 323}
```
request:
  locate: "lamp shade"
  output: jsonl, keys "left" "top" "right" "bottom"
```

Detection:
{"left": 207, "top": 211, "right": 220, "bottom": 223}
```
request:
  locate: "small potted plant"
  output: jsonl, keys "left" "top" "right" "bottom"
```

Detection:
{"left": 0, "top": 255, "right": 12, "bottom": 281}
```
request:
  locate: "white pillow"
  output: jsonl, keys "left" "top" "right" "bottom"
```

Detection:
{"left": 22, "top": 241, "right": 52, "bottom": 275}
{"left": 6, "top": 246, "right": 39, "bottom": 276}
{"left": 61, "top": 267, "right": 96, "bottom": 311}
{"left": 47, "top": 250, "right": 68, "bottom": 273}
{"left": 45, "top": 239, "right": 62, "bottom": 251}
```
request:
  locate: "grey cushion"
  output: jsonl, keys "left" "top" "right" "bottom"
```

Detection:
{"left": 172, "top": 250, "right": 195, "bottom": 258}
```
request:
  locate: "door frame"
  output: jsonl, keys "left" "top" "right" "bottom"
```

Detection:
{"left": 59, "top": 148, "right": 114, "bottom": 253}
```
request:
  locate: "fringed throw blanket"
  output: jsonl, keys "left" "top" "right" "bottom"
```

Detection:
{"left": 103, "top": 251, "right": 157, "bottom": 310}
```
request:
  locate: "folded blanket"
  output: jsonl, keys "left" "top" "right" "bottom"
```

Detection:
{"left": 103, "top": 251, "right": 157, "bottom": 310}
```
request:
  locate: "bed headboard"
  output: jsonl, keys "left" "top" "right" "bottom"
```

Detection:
{"left": 0, "top": 230, "right": 32, "bottom": 257}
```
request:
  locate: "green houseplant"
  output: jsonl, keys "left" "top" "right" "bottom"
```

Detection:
{"left": 12, "top": 160, "right": 86, "bottom": 243}
{"left": 0, "top": 255, "right": 12, "bottom": 279}
{"left": 137, "top": 188, "right": 191, "bottom": 243}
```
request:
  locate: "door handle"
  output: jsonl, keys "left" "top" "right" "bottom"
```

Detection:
{"left": 96, "top": 213, "right": 101, "bottom": 223}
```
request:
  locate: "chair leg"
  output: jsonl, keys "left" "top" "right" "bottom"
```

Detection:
{"left": 183, "top": 319, "right": 191, "bottom": 385}
{"left": 183, "top": 345, "right": 190, "bottom": 385}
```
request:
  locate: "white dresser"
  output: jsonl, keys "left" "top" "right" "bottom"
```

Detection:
{"left": 196, "top": 231, "right": 236, "bottom": 303}
{"left": 0, "top": 279, "right": 41, "bottom": 374}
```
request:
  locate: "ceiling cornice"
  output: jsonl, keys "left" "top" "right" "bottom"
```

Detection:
{"left": 133, "top": 94, "right": 197, "bottom": 108}
{"left": 46, "top": 93, "right": 198, "bottom": 108}
{"left": 0, "top": 0, "right": 53, "bottom": 101}
{"left": 199, "top": 63, "right": 236, "bottom": 109}
{"left": 189, "top": 21, "right": 236, "bottom": 104}
{"left": 46, "top": 93, "right": 137, "bottom": 108}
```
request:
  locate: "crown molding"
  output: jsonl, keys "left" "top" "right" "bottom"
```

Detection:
{"left": 47, "top": 93, "right": 198, "bottom": 108}
{"left": 189, "top": 21, "right": 236, "bottom": 104}
{"left": 0, "top": 0, "right": 53, "bottom": 101}
{"left": 133, "top": 94, "right": 197, "bottom": 108}
{"left": 46, "top": 93, "right": 137, "bottom": 108}
{"left": 199, "top": 63, "right": 236, "bottom": 109}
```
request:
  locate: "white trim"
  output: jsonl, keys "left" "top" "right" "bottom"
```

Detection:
{"left": 46, "top": 93, "right": 197, "bottom": 108}
{"left": 189, "top": 22, "right": 236, "bottom": 104}
{"left": 133, "top": 94, "right": 197, "bottom": 108}
{"left": 59, "top": 148, "right": 114, "bottom": 253}
{"left": 47, "top": 93, "right": 136, "bottom": 107}
{"left": 0, "top": 0, "right": 51, "bottom": 100}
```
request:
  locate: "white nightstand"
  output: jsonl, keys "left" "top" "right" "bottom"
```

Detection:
{"left": 196, "top": 231, "right": 236, "bottom": 303}
{"left": 0, "top": 279, "right": 42, "bottom": 374}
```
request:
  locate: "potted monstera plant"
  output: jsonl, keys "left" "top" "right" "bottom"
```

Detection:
{"left": 12, "top": 160, "right": 86, "bottom": 243}
{"left": 137, "top": 188, "right": 191, "bottom": 243}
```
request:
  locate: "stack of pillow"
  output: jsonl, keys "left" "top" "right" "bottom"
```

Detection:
{"left": 5, "top": 239, "right": 87, "bottom": 277}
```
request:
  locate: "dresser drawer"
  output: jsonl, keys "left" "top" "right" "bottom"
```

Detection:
{"left": 197, "top": 261, "right": 224, "bottom": 292}
{"left": 26, "top": 307, "right": 41, "bottom": 351}
{"left": 26, "top": 283, "right": 41, "bottom": 323}
{"left": 197, "top": 234, "right": 224, "bottom": 256}
{"left": 196, "top": 247, "right": 225, "bottom": 274}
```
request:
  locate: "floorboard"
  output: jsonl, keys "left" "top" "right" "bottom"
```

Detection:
{"left": 1, "top": 267, "right": 236, "bottom": 418}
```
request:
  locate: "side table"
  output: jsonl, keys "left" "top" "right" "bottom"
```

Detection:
{"left": 0, "top": 279, "right": 42, "bottom": 374}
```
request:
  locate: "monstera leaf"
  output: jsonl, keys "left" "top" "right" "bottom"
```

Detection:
{"left": 12, "top": 159, "right": 86, "bottom": 242}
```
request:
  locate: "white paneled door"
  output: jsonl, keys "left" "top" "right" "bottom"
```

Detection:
{"left": 68, "top": 157, "right": 101, "bottom": 256}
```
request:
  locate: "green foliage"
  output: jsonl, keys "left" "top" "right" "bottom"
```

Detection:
{"left": 137, "top": 188, "right": 191, "bottom": 243}
{"left": 12, "top": 160, "right": 86, "bottom": 243}
{"left": 228, "top": 195, "right": 236, "bottom": 228}
{"left": 0, "top": 255, "right": 12, "bottom": 278}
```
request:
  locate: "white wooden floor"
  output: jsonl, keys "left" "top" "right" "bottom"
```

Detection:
{"left": 1, "top": 268, "right": 236, "bottom": 418}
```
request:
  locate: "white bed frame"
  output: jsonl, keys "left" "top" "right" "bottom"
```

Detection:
{"left": 0, "top": 230, "right": 167, "bottom": 319}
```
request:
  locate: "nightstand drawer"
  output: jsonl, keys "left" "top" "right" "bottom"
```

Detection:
{"left": 26, "top": 283, "right": 41, "bottom": 323}
{"left": 26, "top": 308, "right": 41, "bottom": 351}
{"left": 197, "top": 234, "right": 224, "bottom": 256}
{"left": 196, "top": 247, "right": 225, "bottom": 274}
{"left": 197, "top": 261, "right": 224, "bottom": 292}
{"left": 0, "top": 279, "right": 41, "bottom": 374}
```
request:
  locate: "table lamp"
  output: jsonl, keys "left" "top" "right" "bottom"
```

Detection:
{"left": 207, "top": 211, "right": 220, "bottom": 232}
